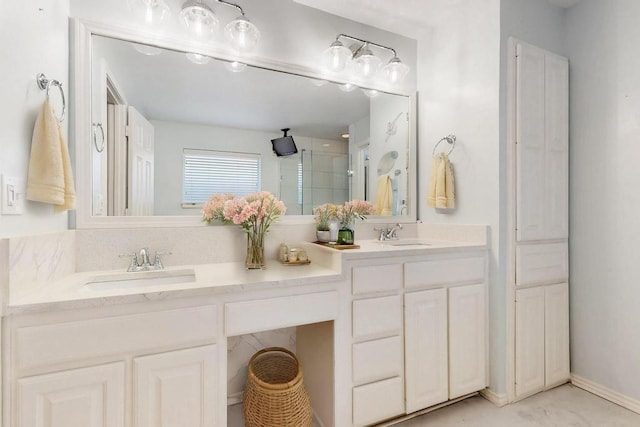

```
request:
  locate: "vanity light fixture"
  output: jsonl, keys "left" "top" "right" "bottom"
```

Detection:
{"left": 179, "top": 0, "right": 218, "bottom": 41}
{"left": 131, "top": 42, "right": 163, "bottom": 56}
{"left": 338, "top": 82, "right": 358, "bottom": 92}
{"left": 362, "top": 88, "right": 380, "bottom": 98}
{"left": 129, "top": 0, "right": 170, "bottom": 27}
{"left": 178, "top": 0, "right": 260, "bottom": 52}
{"left": 186, "top": 52, "right": 212, "bottom": 64}
{"left": 322, "top": 34, "right": 410, "bottom": 84}
{"left": 224, "top": 60, "right": 247, "bottom": 72}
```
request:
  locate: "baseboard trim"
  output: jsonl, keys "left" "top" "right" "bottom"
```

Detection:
{"left": 227, "top": 391, "right": 243, "bottom": 406}
{"left": 479, "top": 388, "right": 509, "bottom": 407}
{"left": 571, "top": 374, "right": 640, "bottom": 415}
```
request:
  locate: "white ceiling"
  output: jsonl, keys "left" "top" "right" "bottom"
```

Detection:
{"left": 95, "top": 36, "right": 379, "bottom": 141}
{"left": 546, "top": 0, "right": 581, "bottom": 8}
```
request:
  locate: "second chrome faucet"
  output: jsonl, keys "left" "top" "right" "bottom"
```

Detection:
{"left": 121, "top": 248, "right": 171, "bottom": 272}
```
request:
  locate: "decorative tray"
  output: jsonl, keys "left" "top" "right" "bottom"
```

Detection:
{"left": 281, "top": 259, "right": 311, "bottom": 266}
{"left": 313, "top": 241, "right": 361, "bottom": 250}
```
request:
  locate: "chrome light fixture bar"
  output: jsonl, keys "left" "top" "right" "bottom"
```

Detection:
{"left": 322, "top": 33, "right": 410, "bottom": 84}
{"left": 178, "top": 0, "right": 260, "bottom": 52}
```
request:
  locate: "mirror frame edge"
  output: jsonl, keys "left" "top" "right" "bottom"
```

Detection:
{"left": 71, "top": 18, "right": 418, "bottom": 229}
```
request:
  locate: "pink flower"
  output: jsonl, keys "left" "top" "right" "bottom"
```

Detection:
{"left": 202, "top": 191, "right": 287, "bottom": 234}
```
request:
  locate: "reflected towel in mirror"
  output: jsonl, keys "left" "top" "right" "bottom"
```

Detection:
{"left": 375, "top": 175, "right": 393, "bottom": 215}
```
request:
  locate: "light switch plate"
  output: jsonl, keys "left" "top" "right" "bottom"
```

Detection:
{"left": 1, "top": 175, "right": 25, "bottom": 215}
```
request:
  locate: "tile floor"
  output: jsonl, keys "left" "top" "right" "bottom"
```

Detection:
{"left": 395, "top": 384, "right": 640, "bottom": 426}
{"left": 229, "top": 384, "right": 640, "bottom": 426}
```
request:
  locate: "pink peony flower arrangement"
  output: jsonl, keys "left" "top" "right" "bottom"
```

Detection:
{"left": 202, "top": 192, "right": 287, "bottom": 269}
{"left": 202, "top": 191, "right": 286, "bottom": 232}
{"left": 336, "top": 199, "right": 376, "bottom": 228}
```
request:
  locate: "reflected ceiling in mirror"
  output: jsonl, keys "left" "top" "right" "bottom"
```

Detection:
{"left": 82, "top": 31, "right": 414, "bottom": 225}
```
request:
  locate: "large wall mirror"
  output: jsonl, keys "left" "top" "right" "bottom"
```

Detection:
{"left": 72, "top": 20, "right": 417, "bottom": 228}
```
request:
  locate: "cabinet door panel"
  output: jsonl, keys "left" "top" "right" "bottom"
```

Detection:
{"left": 352, "top": 336, "right": 403, "bottom": 385}
{"left": 544, "top": 55, "right": 569, "bottom": 239}
{"left": 17, "top": 362, "right": 125, "bottom": 427}
{"left": 515, "top": 287, "right": 545, "bottom": 398}
{"left": 516, "top": 43, "right": 546, "bottom": 241}
{"left": 352, "top": 377, "right": 404, "bottom": 427}
{"left": 449, "top": 284, "right": 486, "bottom": 398}
{"left": 545, "top": 283, "right": 570, "bottom": 387}
{"left": 352, "top": 295, "right": 402, "bottom": 340}
{"left": 404, "top": 289, "right": 448, "bottom": 412}
{"left": 134, "top": 345, "right": 217, "bottom": 427}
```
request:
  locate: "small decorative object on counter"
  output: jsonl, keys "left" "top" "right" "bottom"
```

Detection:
{"left": 288, "top": 248, "right": 298, "bottom": 262}
{"left": 202, "top": 191, "right": 286, "bottom": 269}
{"left": 313, "top": 203, "right": 338, "bottom": 243}
{"left": 336, "top": 199, "right": 375, "bottom": 245}
{"left": 244, "top": 347, "right": 313, "bottom": 427}
{"left": 279, "top": 243, "right": 289, "bottom": 262}
{"left": 297, "top": 249, "right": 308, "bottom": 262}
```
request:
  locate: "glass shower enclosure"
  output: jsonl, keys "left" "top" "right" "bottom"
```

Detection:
{"left": 279, "top": 149, "right": 350, "bottom": 215}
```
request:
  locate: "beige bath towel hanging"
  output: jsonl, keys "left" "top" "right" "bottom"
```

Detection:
{"left": 428, "top": 153, "right": 455, "bottom": 209}
{"left": 375, "top": 175, "right": 393, "bottom": 215}
{"left": 26, "top": 100, "right": 76, "bottom": 212}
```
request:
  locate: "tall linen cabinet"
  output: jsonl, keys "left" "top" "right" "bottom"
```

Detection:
{"left": 508, "top": 39, "right": 570, "bottom": 401}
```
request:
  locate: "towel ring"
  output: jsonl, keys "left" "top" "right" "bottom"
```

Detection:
{"left": 36, "top": 73, "right": 66, "bottom": 122}
{"left": 93, "top": 123, "right": 105, "bottom": 153}
{"left": 432, "top": 134, "right": 456, "bottom": 158}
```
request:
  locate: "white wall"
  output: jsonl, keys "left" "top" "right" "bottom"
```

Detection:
{"left": 566, "top": 0, "right": 640, "bottom": 402}
{"left": 417, "top": 0, "right": 502, "bottom": 392}
{"left": 0, "top": 1, "right": 70, "bottom": 237}
{"left": 499, "top": 0, "right": 567, "bottom": 397}
{"left": 69, "top": 0, "right": 417, "bottom": 94}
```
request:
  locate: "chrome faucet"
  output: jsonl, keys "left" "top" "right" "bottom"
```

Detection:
{"left": 374, "top": 224, "right": 403, "bottom": 241}
{"left": 120, "top": 248, "right": 171, "bottom": 272}
{"left": 385, "top": 223, "right": 403, "bottom": 240}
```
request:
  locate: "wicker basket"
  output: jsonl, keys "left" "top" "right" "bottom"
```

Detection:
{"left": 243, "top": 347, "right": 313, "bottom": 427}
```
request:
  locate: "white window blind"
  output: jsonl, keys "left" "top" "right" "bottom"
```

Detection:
{"left": 183, "top": 149, "right": 261, "bottom": 205}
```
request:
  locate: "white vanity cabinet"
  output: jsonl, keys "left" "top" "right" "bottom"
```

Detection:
{"left": 351, "top": 264, "right": 405, "bottom": 427}
{"left": 134, "top": 346, "right": 218, "bottom": 427}
{"left": 349, "top": 251, "right": 487, "bottom": 426}
{"left": 16, "top": 363, "right": 125, "bottom": 427}
{"left": 6, "top": 302, "right": 220, "bottom": 427}
{"left": 404, "top": 255, "right": 487, "bottom": 413}
{"left": 515, "top": 282, "right": 569, "bottom": 398}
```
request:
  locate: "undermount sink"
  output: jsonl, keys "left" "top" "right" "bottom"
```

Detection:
{"left": 373, "top": 240, "right": 432, "bottom": 247}
{"left": 83, "top": 268, "right": 196, "bottom": 291}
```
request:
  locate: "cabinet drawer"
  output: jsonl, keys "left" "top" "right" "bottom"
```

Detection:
{"left": 352, "top": 336, "right": 402, "bottom": 385}
{"left": 516, "top": 242, "right": 568, "bottom": 286}
{"left": 15, "top": 306, "right": 217, "bottom": 374}
{"left": 405, "top": 256, "right": 485, "bottom": 289}
{"left": 225, "top": 291, "right": 338, "bottom": 336}
{"left": 352, "top": 295, "right": 402, "bottom": 340}
{"left": 352, "top": 264, "right": 403, "bottom": 295}
{"left": 353, "top": 377, "right": 404, "bottom": 427}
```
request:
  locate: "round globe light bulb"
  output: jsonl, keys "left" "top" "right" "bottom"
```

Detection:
{"left": 179, "top": 0, "right": 218, "bottom": 41}
{"left": 224, "top": 61, "right": 247, "bottom": 73}
{"left": 322, "top": 40, "right": 352, "bottom": 73}
{"left": 225, "top": 16, "right": 260, "bottom": 52}
{"left": 186, "top": 52, "right": 211, "bottom": 64}
{"left": 131, "top": 43, "right": 163, "bottom": 56}
{"left": 354, "top": 46, "right": 382, "bottom": 80}
{"left": 129, "top": 0, "right": 170, "bottom": 27}
{"left": 383, "top": 57, "right": 410, "bottom": 84}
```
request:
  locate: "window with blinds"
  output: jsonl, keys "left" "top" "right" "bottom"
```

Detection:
{"left": 182, "top": 149, "right": 261, "bottom": 207}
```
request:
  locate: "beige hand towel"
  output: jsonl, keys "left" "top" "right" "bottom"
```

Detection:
{"left": 375, "top": 175, "right": 393, "bottom": 215}
{"left": 26, "top": 100, "right": 76, "bottom": 212}
{"left": 428, "top": 153, "right": 455, "bottom": 209}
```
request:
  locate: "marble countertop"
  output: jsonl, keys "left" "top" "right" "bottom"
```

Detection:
{"left": 6, "top": 236, "right": 487, "bottom": 314}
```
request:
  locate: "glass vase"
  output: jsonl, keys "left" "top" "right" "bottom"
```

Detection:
{"left": 245, "top": 230, "right": 266, "bottom": 269}
{"left": 337, "top": 227, "right": 354, "bottom": 245}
